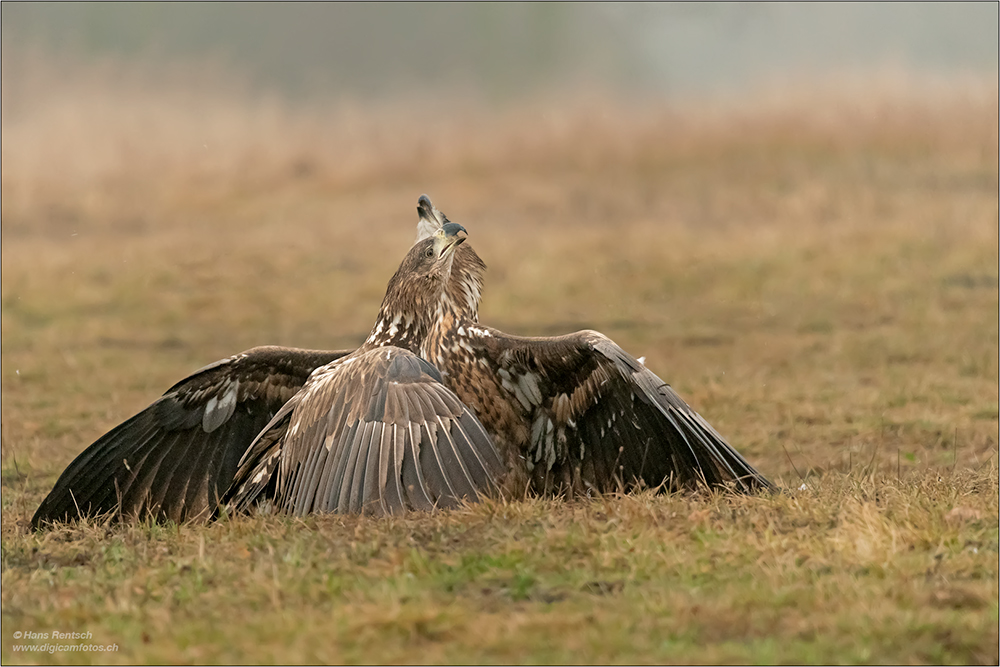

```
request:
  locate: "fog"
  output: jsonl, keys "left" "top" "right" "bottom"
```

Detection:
{"left": 3, "top": 2, "right": 997, "bottom": 101}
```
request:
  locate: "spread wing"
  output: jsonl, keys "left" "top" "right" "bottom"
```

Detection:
{"left": 459, "top": 327, "right": 773, "bottom": 495}
{"left": 224, "top": 346, "right": 505, "bottom": 517}
{"left": 31, "top": 346, "right": 352, "bottom": 527}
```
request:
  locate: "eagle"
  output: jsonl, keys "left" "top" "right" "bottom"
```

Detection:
{"left": 32, "top": 223, "right": 504, "bottom": 525}
{"left": 31, "top": 197, "right": 771, "bottom": 528}
{"left": 409, "top": 196, "right": 771, "bottom": 496}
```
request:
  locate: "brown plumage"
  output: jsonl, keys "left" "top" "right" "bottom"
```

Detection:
{"left": 32, "top": 223, "right": 503, "bottom": 526}
{"left": 32, "top": 195, "right": 770, "bottom": 529}
{"left": 223, "top": 346, "right": 501, "bottom": 516}
{"left": 31, "top": 347, "right": 352, "bottom": 526}
{"left": 222, "top": 225, "right": 504, "bottom": 515}
{"left": 414, "top": 196, "right": 773, "bottom": 496}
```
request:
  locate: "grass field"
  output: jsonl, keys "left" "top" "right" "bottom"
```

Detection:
{"left": 2, "top": 63, "right": 998, "bottom": 664}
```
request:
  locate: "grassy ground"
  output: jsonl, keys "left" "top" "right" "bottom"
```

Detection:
{"left": 2, "top": 64, "right": 998, "bottom": 663}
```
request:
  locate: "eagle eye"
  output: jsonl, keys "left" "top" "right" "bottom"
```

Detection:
{"left": 424, "top": 246, "right": 434, "bottom": 259}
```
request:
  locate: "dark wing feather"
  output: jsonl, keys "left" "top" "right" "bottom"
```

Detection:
{"left": 31, "top": 346, "right": 351, "bottom": 528}
{"left": 464, "top": 327, "right": 773, "bottom": 495}
{"left": 223, "top": 346, "right": 504, "bottom": 516}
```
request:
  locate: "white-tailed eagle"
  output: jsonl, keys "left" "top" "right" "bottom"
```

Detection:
{"left": 31, "top": 197, "right": 771, "bottom": 528}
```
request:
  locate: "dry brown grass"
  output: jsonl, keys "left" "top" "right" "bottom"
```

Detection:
{"left": 2, "top": 59, "right": 998, "bottom": 663}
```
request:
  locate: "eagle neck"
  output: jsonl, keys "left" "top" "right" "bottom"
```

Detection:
{"left": 446, "top": 245, "right": 485, "bottom": 323}
{"left": 421, "top": 296, "right": 479, "bottom": 371}
{"left": 363, "top": 305, "right": 428, "bottom": 353}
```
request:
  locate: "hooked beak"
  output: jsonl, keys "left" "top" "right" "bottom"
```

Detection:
{"left": 432, "top": 221, "right": 467, "bottom": 259}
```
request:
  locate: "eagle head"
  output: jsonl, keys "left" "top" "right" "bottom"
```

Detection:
{"left": 366, "top": 220, "right": 468, "bottom": 349}
{"left": 415, "top": 195, "right": 487, "bottom": 322}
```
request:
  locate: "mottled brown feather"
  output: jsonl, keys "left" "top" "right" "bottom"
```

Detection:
{"left": 223, "top": 231, "right": 504, "bottom": 517}
{"left": 416, "top": 197, "right": 773, "bottom": 496}
{"left": 32, "top": 347, "right": 350, "bottom": 527}
{"left": 224, "top": 346, "right": 503, "bottom": 516}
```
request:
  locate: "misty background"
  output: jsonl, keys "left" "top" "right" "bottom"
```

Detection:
{"left": 3, "top": 2, "right": 997, "bottom": 102}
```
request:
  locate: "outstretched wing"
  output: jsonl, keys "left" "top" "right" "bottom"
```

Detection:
{"left": 225, "top": 346, "right": 505, "bottom": 517}
{"left": 31, "top": 346, "right": 352, "bottom": 527}
{"left": 447, "top": 326, "right": 773, "bottom": 495}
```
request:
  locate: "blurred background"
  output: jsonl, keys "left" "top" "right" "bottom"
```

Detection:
{"left": 3, "top": 2, "right": 998, "bottom": 101}
{"left": 2, "top": 3, "right": 998, "bottom": 481}
{"left": 2, "top": 2, "right": 996, "bottom": 237}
